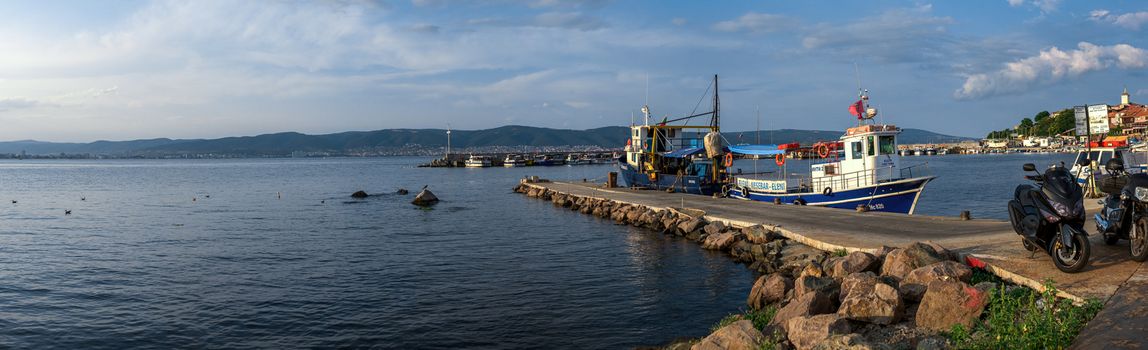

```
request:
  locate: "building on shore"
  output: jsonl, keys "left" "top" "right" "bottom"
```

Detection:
{"left": 1111, "top": 88, "right": 1148, "bottom": 136}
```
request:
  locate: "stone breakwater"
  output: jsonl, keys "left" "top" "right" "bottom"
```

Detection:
{"left": 515, "top": 182, "right": 999, "bottom": 350}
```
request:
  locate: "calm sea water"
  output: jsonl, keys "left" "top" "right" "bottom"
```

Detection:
{"left": 0, "top": 154, "right": 1069, "bottom": 349}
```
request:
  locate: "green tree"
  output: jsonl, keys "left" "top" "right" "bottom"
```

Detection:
{"left": 1052, "top": 109, "right": 1075, "bottom": 135}
{"left": 1034, "top": 111, "right": 1051, "bottom": 123}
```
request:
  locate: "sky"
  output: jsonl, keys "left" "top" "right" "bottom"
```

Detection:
{"left": 0, "top": 0, "right": 1146, "bottom": 142}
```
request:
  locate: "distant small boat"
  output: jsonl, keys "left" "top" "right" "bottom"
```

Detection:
{"left": 503, "top": 154, "right": 527, "bottom": 167}
{"left": 565, "top": 154, "right": 592, "bottom": 165}
{"left": 534, "top": 154, "right": 565, "bottom": 166}
{"left": 465, "top": 155, "right": 492, "bottom": 168}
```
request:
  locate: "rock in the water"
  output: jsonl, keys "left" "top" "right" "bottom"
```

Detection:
{"left": 786, "top": 314, "right": 853, "bottom": 350}
{"left": 915, "top": 279, "right": 989, "bottom": 331}
{"left": 900, "top": 261, "right": 973, "bottom": 301}
{"left": 351, "top": 190, "right": 369, "bottom": 198}
{"left": 829, "top": 251, "right": 880, "bottom": 278}
{"left": 748, "top": 274, "right": 793, "bottom": 310}
{"left": 679, "top": 217, "right": 707, "bottom": 235}
{"left": 770, "top": 290, "right": 836, "bottom": 330}
{"left": 691, "top": 320, "right": 764, "bottom": 350}
{"left": 411, "top": 188, "right": 440, "bottom": 206}
{"left": 880, "top": 242, "right": 947, "bottom": 280}
{"left": 396, "top": 188, "right": 409, "bottom": 195}
{"left": 838, "top": 272, "right": 904, "bottom": 325}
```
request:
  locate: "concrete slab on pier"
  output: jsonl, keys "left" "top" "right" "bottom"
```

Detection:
{"left": 526, "top": 181, "right": 1146, "bottom": 343}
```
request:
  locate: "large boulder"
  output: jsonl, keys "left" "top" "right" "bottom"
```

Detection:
{"left": 837, "top": 273, "right": 904, "bottom": 325}
{"left": 900, "top": 261, "right": 973, "bottom": 301}
{"left": 748, "top": 274, "right": 793, "bottom": 310}
{"left": 411, "top": 188, "right": 439, "bottom": 206}
{"left": 795, "top": 275, "right": 839, "bottom": 300}
{"left": 350, "top": 190, "right": 369, "bottom": 198}
{"left": 678, "top": 217, "right": 708, "bottom": 235}
{"left": 780, "top": 244, "right": 828, "bottom": 276}
{"left": 770, "top": 290, "right": 836, "bottom": 330}
{"left": 880, "top": 242, "right": 947, "bottom": 280}
{"left": 915, "top": 279, "right": 989, "bottom": 331}
{"left": 811, "top": 334, "right": 892, "bottom": 350}
{"left": 742, "top": 225, "right": 777, "bottom": 244}
{"left": 704, "top": 220, "right": 728, "bottom": 236}
{"left": 702, "top": 232, "right": 739, "bottom": 250}
{"left": 786, "top": 314, "right": 853, "bottom": 350}
{"left": 829, "top": 251, "right": 880, "bottom": 278}
{"left": 691, "top": 320, "right": 764, "bottom": 350}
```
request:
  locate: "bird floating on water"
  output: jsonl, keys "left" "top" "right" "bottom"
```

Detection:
{"left": 65, "top": 210, "right": 71, "bottom": 215}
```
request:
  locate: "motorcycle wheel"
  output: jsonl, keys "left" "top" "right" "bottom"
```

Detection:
{"left": 1051, "top": 233, "right": 1090, "bottom": 273}
{"left": 1132, "top": 217, "right": 1148, "bottom": 262}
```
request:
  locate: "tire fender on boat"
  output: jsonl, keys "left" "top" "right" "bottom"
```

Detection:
{"left": 793, "top": 198, "right": 807, "bottom": 205}
{"left": 822, "top": 187, "right": 833, "bottom": 196}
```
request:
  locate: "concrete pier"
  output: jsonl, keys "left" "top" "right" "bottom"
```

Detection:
{"left": 519, "top": 181, "right": 1147, "bottom": 348}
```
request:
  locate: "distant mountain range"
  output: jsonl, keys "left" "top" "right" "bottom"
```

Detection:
{"left": 0, "top": 125, "right": 975, "bottom": 157}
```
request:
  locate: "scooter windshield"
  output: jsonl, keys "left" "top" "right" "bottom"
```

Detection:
{"left": 1042, "top": 167, "right": 1083, "bottom": 204}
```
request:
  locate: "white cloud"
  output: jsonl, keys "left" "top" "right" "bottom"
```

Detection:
{"left": 800, "top": 5, "right": 956, "bottom": 64}
{"left": 1090, "top": 9, "right": 1148, "bottom": 30}
{"left": 1007, "top": 0, "right": 1060, "bottom": 12}
{"left": 671, "top": 18, "right": 687, "bottom": 26}
{"left": 713, "top": 12, "right": 792, "bottom": 33}
{"left": 0, "top": 98, "right": 48, "bottom": 112}
{"left": 954, "top": 42, "right": 1148, "bottom": 100}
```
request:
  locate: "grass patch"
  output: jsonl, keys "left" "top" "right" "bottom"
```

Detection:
{"left": 833, "top": 248, "right": 848, "bottom": 257}
{"left": 711, "top": 313, "right": 743, "bottom": 332}
{"left": 946, "top": 281, "right": 1103, "bottom": 349}
{"left": 745, "top": 306, "right": 778, "bottom": 330}
{"left": 969, "top": 267, "right": 1003, "bottom": 285}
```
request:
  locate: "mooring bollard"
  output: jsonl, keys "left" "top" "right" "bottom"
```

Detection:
{"left": 773, "top": 198, "right": 781, "bottom": 204}
{"left": 960, "top": 210, "right": 971, "bottom": 220}
{"left": 607, "top": 172, "right": 618, "bottom": 188}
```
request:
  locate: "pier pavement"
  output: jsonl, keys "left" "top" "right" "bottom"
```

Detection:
{"left": 524, "top": 181, "right": 1147, "bottom": 348}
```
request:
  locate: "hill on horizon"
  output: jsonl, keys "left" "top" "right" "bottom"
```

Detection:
{"left": 0, "top": 125, "right": 976, "bottom": 156}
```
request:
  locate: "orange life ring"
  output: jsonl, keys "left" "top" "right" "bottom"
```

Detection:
{"left": 723, "top": 153, "right": 733, "bottom": 167}
{"left": 775, "top": 154, "right": 785, "bottom": 166}
{"left": 816, "top": 144, "right": 830, "bottom": 158}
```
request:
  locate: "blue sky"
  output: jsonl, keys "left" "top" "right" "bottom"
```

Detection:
{"left": 0, "top": 0, "right": 1146, "bottom": 141}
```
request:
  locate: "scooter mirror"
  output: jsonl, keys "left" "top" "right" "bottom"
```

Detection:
{"left": 1022, "top": 163, "right": 1036, "bottom": 172}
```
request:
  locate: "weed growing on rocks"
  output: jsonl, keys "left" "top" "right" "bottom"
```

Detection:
{"left": 711, "top": 314, "right": 743, "bottom": 333}
{"left": 832, "top": 248, "right": 848, "bottom": 257}
{"left": 946, "top": 280, "right": 1102, "bottom": 349}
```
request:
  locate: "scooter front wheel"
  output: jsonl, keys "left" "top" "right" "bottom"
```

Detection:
{"left": 1131, "top": 217, "right": 1148, "bottom": 262}
{"left": 1051, "top": 232, "right": 1090, "bottom": 273}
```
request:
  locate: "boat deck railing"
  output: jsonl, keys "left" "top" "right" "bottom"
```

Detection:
{"left": 735, "top": 162, "right": 932, "bottom": 193}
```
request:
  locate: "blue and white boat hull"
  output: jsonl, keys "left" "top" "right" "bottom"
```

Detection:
{"left": 727, "top": 176, "right": 935, "bottom": 214}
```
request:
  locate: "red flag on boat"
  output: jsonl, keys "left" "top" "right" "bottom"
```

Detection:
{"left": 849, "top": 99, "right": 865, "bottom": 119}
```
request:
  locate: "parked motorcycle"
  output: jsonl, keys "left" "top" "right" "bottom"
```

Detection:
{"left": 1007, "top": 162, "right": 1091, "bottom": 273}
{"left": 1094, "top": 159, "right": 1148, "bottom": 262}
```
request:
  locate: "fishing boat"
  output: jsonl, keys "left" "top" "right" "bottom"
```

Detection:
{"left": 617, "top": 75, "right": 726, "bottom": 195}
{"left": 503, "top": 154, "right": 527, "bottom": 167}
{"left": 726, "top": 90, "right": 935, "bottom": 214}
{"left": 534, "top": 154, "right": 566, "bottom": 166}
{"left": 464, "top": 155, "right": 492, "bottom": 168}
{"left": 565, "top": 154, "right": 593, "bottom": 165}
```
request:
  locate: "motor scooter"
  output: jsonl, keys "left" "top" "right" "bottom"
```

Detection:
{"left": 1007, "top": 163, "right": 1091, "bottom": 273}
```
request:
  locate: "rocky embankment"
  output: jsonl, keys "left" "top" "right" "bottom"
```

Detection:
{"left": 515, "top": 183, "right": 997, "bottom": 350}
